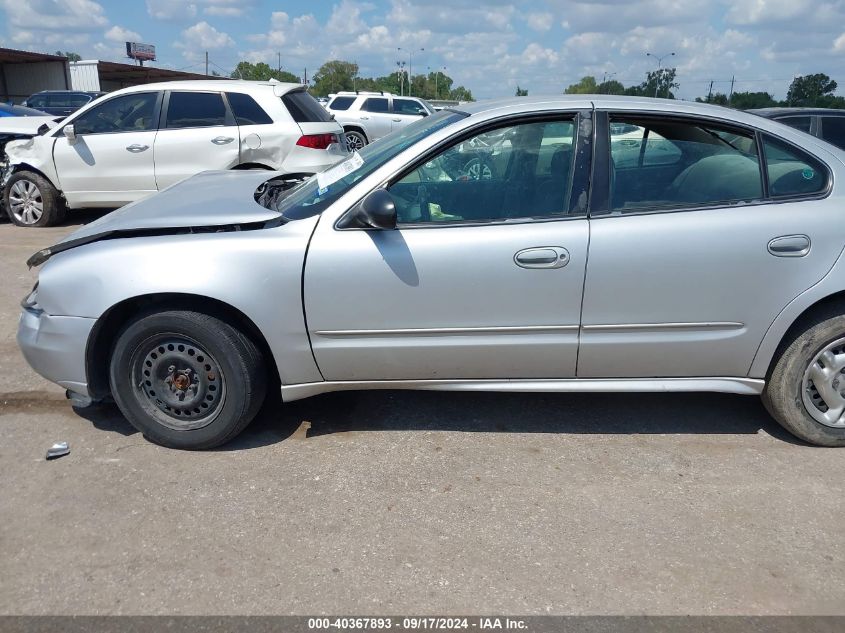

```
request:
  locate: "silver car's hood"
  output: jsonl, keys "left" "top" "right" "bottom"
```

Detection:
{"left": 28, "top": 170, "right": 288, "bottom": 268}
{"left": 61, "top": 169, "right": 283, "bottom": 243}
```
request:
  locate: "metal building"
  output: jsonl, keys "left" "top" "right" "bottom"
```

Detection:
{"left": 0, "top": 48, "right": 71, "bottom": 103}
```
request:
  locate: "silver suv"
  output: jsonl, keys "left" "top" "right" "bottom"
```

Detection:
{"left": 326, "top": 91, "right": 434, "bottom": 150}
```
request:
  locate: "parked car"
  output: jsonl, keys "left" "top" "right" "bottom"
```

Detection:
{"left": 751, "top": 107, "right": 845, "bottom": 150}
{"left": 3, "top": 80, "right": 348, "bottom": 227}
{"left": 326, "top": 91, "right": 435, "bottom": 150}
{"left": 0, "top": 103, "right": 49, "bottom": 117}
{"left": 22, "top": 91, "right": 105, "bottom": 117}
{"left": 18, "top": 95, "right": 845, "bottom": 449}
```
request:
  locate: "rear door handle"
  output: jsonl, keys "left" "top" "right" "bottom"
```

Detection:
{"left": 514, "top": 247, "right": 570, "bottom": 269}
{"left": 125, "top": 144, "right": 149, "bottom": 153}
{"left": 768, "top": 234, "right": 811, "bottom": 257}
{"left": 392, "top": 118, "right": 401, "bottom": 122}
{"left": 359, "top": 116, "right": 369, "bottom": 120}
{"left": 211, "top": 136, "right": 235, "bottom": 145}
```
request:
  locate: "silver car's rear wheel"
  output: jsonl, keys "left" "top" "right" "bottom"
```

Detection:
{"left": 763, "top": 313, "right": 845, "bottom": 446}
{"left": 8, "top": 179, "right": 43, "bottom": 225}
{"left": 801, "top": 337, "right": 845, "bottom": 428}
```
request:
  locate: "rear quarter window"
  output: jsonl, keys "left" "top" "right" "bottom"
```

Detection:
{"left": 282, "top": 91, "right": 333, "bottom": 123}
{"left": 763, "top": 135, "right": 828, "bottom": 198}
{"left": 328, "top": 96, "right": 355, "bottom": 111}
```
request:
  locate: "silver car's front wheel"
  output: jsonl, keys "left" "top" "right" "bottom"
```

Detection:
{"left": 763, "top": 313, "right": 845, "bottom": 446}
{"left": 3, "top": 171, "right": 64, "bottom": 227}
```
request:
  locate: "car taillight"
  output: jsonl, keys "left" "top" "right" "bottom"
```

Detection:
{"left": 296, "top": 133, "right": 339, "bottom": 149}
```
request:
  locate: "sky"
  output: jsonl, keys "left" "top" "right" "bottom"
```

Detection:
{"left": 1, "top": 0, "right": 844, "bottom": 101}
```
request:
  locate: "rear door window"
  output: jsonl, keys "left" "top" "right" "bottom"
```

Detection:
{"left": 820, "top": 116, "right": 845, "bottom": 150}
{"left": 165, "top": 92, "right": 228, "bottom": 128}
{"left": 328, "top": 96, "right": 355, "bottom": 111}
{"left": 362, "top": 98, "right": 389, "bottom": 113}
{"left": 776, "top": 116, "right": 812, "bottom": 133}
{"left": 226, "top": 92, "right": 273, "bottom": 125}
{"left": 282, "top": 91, "right": 333, "bottom": 122}
{"left": 763, "top": 135, "right": 828, "bottom": 197}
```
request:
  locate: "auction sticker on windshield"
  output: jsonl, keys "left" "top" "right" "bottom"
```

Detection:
{"left": 317, "top": 152, "right": 364, "bottom": 194}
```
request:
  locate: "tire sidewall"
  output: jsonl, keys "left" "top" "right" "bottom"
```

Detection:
{"left": 110, "top": 312, "right": 260, "bottom": 449}
{"left": 4, "top": 172, "right": 61, "bottom": 227}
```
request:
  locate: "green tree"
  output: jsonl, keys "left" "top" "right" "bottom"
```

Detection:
{"left": 56, "top": 51, "right": 82, "bottom": 62}
{"left": 786, "top": 73, "right": 837, "bottom": 106}
{"left": 449, "top": 85, "right": 473, "bottom": 101}
{"left": 597, "top": 79, "right": 625, "bottom": 95}
{"left": 730, "top": 91, "right": 777, "bottom": 109}
{"left": 640, "top": 67, "right": 678, "bottom": 99}
{"left": 515, "top": 85, "right": 528, "bottom": 96}
{"left": 696, "top": 92, "right": 729, "bottom": 105}
{"left": 231, "top": 61, "right": 298, "bottom": 82}
{"left": 311, "top": 60, "right": 359, "bottom": 96}
{"left": 565, "top": 76, "right": 598, "bottom": 94}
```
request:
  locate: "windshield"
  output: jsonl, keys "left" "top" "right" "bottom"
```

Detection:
{"left": 276, "top": 110, "right": 466, "bottom": 219}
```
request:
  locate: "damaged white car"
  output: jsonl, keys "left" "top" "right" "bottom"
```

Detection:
{"left": 2, "top": 80, "right": 348, "bottom": 227}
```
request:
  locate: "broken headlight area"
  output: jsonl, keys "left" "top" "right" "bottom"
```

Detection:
{"left": 254, "top": 174, "right": 311, "bottom": 211}
{"left": 21, "top": 282, "right": 40, "bottom": 312}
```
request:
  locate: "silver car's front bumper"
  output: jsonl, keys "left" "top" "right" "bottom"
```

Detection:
{"left": 17, "top": 308, "right": 95, "bottom": 397}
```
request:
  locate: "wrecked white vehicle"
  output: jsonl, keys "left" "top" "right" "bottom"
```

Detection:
{"left": 2, "top": 80, "right": 348, "bottom": 227}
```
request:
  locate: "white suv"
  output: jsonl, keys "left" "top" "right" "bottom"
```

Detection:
{"left": 2, "top": 80, "right": 348, "bottom": 227}
{"left": 326, "top": 91, "right": 434, "bottom": 150}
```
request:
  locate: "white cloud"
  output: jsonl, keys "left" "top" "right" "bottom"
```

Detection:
{"left": 526, "top": 12, "right": 553, "bottom": 32}
{"left": 105, "top": 25, "right": 142, "bottom": 43}
{"left": 175, "top": 21, "right": 235, "bottom": 61}
{"left": 0, "top": 0, "right": 107, "bottom": 31}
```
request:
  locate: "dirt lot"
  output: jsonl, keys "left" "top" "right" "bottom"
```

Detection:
{"left": 0, "top": 213, "right": 844, "bottom": 615}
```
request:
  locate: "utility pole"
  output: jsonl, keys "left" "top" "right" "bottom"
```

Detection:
{"left": 278, "top": 52, "right": 281, "bottom": 75}
{"left": 303, "top": 67, "right": 307, "bottom": 86}
{"left": 205, "top": 51, "right": 208, "bottom": 76}
{"left": 707, "top": 80, "right": 713, "bottom": 101}
{"left": 729, "top": 75, "right": 735, "bottom": 104}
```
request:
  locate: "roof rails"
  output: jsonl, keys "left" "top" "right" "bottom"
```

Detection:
{"left": 336, "top": 90, "right": 393, "bottom": 97}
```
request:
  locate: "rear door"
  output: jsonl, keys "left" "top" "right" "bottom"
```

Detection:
{"left": 579, "top": 111, "right": 840, "bottom": 379}
{"left": 52, "top": 91, "right": 161, "bottom": 206}
{"left": 153, "top": 91, "right": 240, "bottom": 190}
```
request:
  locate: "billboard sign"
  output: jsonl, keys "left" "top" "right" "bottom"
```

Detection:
{"left": 126, "top": 42, "right": 156, "bottom": 62}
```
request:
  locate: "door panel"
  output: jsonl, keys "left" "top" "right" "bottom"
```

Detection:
{"left": 154, "top": 127, "right": 240, "bottom": 190}
{"left": 305, "top": 221, "right": 589, "bottom": 380}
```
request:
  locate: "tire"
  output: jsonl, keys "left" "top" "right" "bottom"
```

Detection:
{"left": 344, "top": 129, "right": 367, "bottom": 151}
{"left": 109, "top": 310, "right": 267, "bottom": 450}
{"left": 763, "top": 313, "right": 845, "bottom": 446}
{"left": 4, "top": 170, "right": 65, "bottom": 227}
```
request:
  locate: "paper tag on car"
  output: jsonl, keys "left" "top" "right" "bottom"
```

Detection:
{"left": 317, "top": 152, "right": 364, "bottom": 193}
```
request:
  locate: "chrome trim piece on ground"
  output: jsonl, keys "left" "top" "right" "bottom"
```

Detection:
{"left": 314, "top": 325, "right": 580, "bottom": 337}
{"left": 582, "top": 322, "right": 745, "bottom": 332}
{"left": 281, "top": 377, "right": 765, "bottom": 401}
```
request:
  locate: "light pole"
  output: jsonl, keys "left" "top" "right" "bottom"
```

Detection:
{"left": 398, "top": 47, "right": 424, "bottom": 96}
{"left": 395, "top": 60, "right": 406, "bottom": 95}
{"left": 646, "top": 51, "right": 675, "bottom": 98}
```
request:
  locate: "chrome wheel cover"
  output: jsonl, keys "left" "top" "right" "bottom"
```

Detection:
{"left": 8, "top": 179, "right": 43, "bottom": 225}
{"left": 802, "top": 336, "right": 845, "bottom": 428}
{"left": 132, "top": 336, "right": 226, "bottom": 431}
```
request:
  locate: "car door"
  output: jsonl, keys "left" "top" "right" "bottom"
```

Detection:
{"left": 153, "top": 91, "right": 241, "bottom": 190}
{"left": 357, "top": 97, "right": 393, "bottom": 141}
{"left": 52, "top": 91, "right": 161, "bottom": 207}
{"left": 304, "top": 113, "right": 591, "bottom": 381}
{"left": 391, "top": 98, "right": 428, "bottom": 132}
{"left": 578, "top": 111, "right": 841, "bottom": 379}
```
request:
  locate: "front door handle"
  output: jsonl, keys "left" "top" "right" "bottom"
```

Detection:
{"left": 768, "top": 234, "right": 811, "bottom": 257}
{"left": 514, "top": 247, "right": 570, "bottom": 269}
{"left": 211, "top": 136, "right": 235, "bottom": 145}
{"left": 392, "top": 118, "right": 401, "bottom": 122}
{"left": 359, "top": 116, "right": 369, "bottom": 120}
{"left": 125, "top": 144, "right": 149, "bottom": 153}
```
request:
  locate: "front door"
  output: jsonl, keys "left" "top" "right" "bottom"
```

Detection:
{"left": 305, "top": 114, "right": 591, "bottom": 381}
{"left": 154, "top": 91, "right": 241, "bottom": 190}
{"left": 579, "top": 112, "right": 840, "bottom": 378}
{"left": 391, "top": 98, "right": 428, "bottom": 132}
{"left": 52, "top": 91, "right": 160, "bottom": 207}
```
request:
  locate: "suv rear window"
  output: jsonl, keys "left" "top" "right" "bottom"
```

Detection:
{"left": 328, "top": 96, "right": 355, "bottom": 111}
{"left": 282, "top": 91, "right": 333, "bottom": 122}
{"left": 226, "top": 92, "right": 273, "bottom": 125}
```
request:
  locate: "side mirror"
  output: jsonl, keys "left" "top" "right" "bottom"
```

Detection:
{"left": 338, "top": 188, "right": 397, "bottom": 230}
{"left": 419, "top": 110, "right": 429, "bottom": 117}
{"left": 63, "top": 124, "right": 76, "bottom": 142}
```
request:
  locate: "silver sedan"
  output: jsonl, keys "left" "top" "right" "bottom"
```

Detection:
{"left": 17, "top": 95, "right": 845, "bottom": 448}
